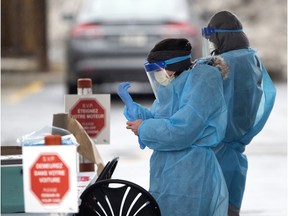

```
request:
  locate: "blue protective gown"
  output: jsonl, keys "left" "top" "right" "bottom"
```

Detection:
{"left": 213, "top": 48, "right": 276, "bottom": 209}
{"left": 124, "top": 65, "right": 229, "bottom": 216}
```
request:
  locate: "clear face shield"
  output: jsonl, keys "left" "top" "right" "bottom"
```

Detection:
{"left": 144, "top": 54, "right": 191, "bottom": 101}
{"left": 201, "top": 27, "right": 243, "bottom": 57}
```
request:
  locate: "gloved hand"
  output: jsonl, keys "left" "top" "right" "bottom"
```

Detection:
{"left": 118, "top": 82, "right": 146, "bottom": 149}
{"left": 117, "top": 82, "right": 137, "bottom": 120}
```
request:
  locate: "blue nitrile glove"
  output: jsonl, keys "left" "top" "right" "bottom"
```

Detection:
{"left": 117, "top": 82, "right": 138, "bottom": 121}
{"left": 117, "top": 82, "right": 146, "bottom": 149}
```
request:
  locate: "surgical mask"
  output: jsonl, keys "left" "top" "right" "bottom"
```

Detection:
{"left": 154, "top": 69, "right": 175, "bottom": 86}
{"left": 208, "top": 40, "right": 217, "bottom": 53}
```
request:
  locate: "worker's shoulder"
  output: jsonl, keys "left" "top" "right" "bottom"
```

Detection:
{"left": 221, "top": 48, "right": 255, "bottom": 59}
{"left": 190, "top": 64, "right": 220, "bottom": 77}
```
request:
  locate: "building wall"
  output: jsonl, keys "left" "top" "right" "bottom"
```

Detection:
{"left": 1, "top": 0, "right": 47, "bottom": 71}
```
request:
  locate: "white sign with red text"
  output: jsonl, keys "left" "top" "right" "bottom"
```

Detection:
{"left": 65, "top": 94, "right": 110, "bottom": 144}
{"left": 23, "top": 145, "right": 78, "bottom": 213}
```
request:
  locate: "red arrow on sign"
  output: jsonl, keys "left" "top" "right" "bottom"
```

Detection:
{"left": 70, "top": 98, "right": 106, "bottom": 138}
{"left": 30, "top": 154, "right": 69, "bottom": 205}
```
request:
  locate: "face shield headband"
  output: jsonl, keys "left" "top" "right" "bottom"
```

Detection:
{"left": 144, "top": 54, "right": 191, "bottom": 102}
{"left": 201, "top": 27, "right": 243, "bottom": 37}
{"left": 144, "top": 54, "right": 192, "bottom": 72}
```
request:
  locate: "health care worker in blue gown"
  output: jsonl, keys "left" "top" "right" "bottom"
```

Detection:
{"left": 117, "top": 38, "right": 229, "bottom": 216}
{"left": 201, "top": 11, "right": 276, "bottom": 216}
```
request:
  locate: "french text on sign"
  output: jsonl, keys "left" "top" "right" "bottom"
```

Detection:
{"left": 30, "top": 153, "right": 69, "bottom": 205}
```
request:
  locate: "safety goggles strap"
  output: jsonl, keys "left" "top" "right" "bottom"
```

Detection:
{"left": 202, "top": 27, "right": 243, "bottom": 36}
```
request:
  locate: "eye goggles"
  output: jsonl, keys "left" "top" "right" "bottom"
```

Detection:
{"left": 144, "top": 54, "right": 192, "bottom": 72}
{"left": 201, "top": 27, "right": 243, "bottom": 37}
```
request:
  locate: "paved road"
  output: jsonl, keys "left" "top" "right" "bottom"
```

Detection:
{"left": 1, "top": 71, "right": 287, "bottom": 215}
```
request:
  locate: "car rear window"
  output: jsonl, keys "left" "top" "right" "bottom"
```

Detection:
{"left": 77, "top": 0, "right": 190, "bottom": 23}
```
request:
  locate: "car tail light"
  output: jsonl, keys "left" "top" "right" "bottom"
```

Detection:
{"left": 70, "top": 23, "right": 103, "bottom": 38}
{"left": 164, "top": 22, "right": 198, "bottom": 36}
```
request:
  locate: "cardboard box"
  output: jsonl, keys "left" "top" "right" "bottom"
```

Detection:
{"left": 52, "top": 113, "right": 104, "bottom": 175}
{"left": 1, "top": 146, "right": 22, "bottom": 155}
